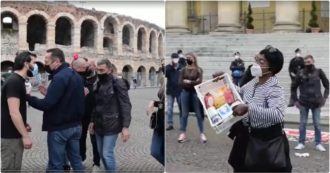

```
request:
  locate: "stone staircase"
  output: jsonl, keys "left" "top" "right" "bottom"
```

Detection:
{"left": 166, "top": 33, "right": 329, "bottom": 114}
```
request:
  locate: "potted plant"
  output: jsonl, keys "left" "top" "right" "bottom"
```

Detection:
{"left": 246, "top": 3, "right": 254, "bottom": 33}
{"left": 308, "top": 1, "right": 320, "bottom": 33}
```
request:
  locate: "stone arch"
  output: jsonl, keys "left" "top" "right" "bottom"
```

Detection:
{"left": 80, "top": 19, "right": 98, "bottom": 48}
{"left": 55, "top": 17, "right": 73, "bottom": 46}
{"left": 121, "top": 22, "right": 135, "bottom": 51}
{"left": 103, "top": 37, "right": 114, "bottom": 55}
{"left": 149, "top": 67, "right": 157, "bottom": 87}
{"left": 149, "top": 29, "right": 157, "bottom": 56}
{"left": 52, "top": 13, "right": 75, "bottom": 46}
{"left": 158, "top": 32, "right": 164, "bottom": 58}
{"left": 27, "top": 14, "right": 48, "bottom": 51}
{"left": 1, "top": 60, "right": 14, "bottom": 72}
{"left": 101, "top": 14, "right": 119, "bottom": 35}
{"left": 122, "top": 65, "right": 133, "bottom": 85}
{"left": 1, "top": 8, "right": 20, "bottom": 30}
{"left": 137, "top": 65, "right": 147, "bottom": 87}
{"left": 24, "top": 10, "right": 50, "bottom": 23}
{"left": 136, "top": 25, "right": 147, "bottom": 53}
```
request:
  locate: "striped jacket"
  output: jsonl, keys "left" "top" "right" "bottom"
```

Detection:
{"left": 237, "top": 76, "right": 285, "bottom": 128}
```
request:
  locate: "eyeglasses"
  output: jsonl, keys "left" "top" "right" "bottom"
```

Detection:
{"left": 264, "top": 45, "right": 277, "bottom": 53}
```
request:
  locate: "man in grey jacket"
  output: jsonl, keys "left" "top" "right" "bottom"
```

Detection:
{"left": 88, "top": 58, "right": 131, "bottom": 172}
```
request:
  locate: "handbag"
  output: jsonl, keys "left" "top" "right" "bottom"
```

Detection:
{"left": 244, "top": 123, "right": 292, "bottom": 172}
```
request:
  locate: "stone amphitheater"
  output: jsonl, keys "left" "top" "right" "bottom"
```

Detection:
{"left": 1, "top": 1, "right": 165, "bottom": 87}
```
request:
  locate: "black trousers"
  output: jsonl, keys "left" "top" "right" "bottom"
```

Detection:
{"left": 80, "top": 115, "right": 100, "bottom": 166}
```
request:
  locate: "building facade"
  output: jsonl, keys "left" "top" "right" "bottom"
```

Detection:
{"left": 1, "top": 1, "right": 165, "bottom": 87}
{"left": 166, "top": 1, "right": 329, "bottom": 34}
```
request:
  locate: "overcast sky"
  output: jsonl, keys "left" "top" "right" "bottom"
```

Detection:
{"left": 69, "top": 1, "right": 165, "bottom": 28}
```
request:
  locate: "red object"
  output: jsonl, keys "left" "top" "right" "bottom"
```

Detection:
{"left": 73, "top": 53, "right": 79, "bottom": 60}
{"left": 224, "top": 89, "right": 234, "bottom": 104}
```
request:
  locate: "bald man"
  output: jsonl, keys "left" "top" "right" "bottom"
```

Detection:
{"left": 72, "top": 58, "right": 101, "bottom": 171}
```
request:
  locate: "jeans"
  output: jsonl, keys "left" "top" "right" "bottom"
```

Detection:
{"left": 180, "top": 89, "right": 204, "bottom": 133}
{"left": 47, "top": 125, "right": 84, "bottom": 172}
{"left": 150, "top": 130, "right": 164, "bottom": 165}
{"left": 298, "top": 106, "right": 322, "bottom": 145}
{"left": 166, "top": 94, "right": 181, "bottom": 126}
{"left": 95, "top": 133, "right": 118, "bottom": 172}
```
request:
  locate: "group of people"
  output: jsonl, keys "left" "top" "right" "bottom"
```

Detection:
{"left": 165, "top": 46, "right": 328, "bottom": 172}
{"left": 1, "top": 48, "right": 133, "bottom": 172}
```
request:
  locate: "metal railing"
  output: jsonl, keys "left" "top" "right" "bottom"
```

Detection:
{"left": 189, "top": 10, "right": 329, "bottom": 34}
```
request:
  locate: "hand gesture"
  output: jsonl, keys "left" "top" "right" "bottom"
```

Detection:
{"left": 121, "top": 128, "right": 130, "bottom": 143}
{"left": 22, "top": 136, "right": 32, "bottom": 149}
{"left": 84, "top": 87, "right": 89, "bottom": 96}
{"left": 88, "top": 123, "right": 95, "bottom": 135}
{"left": 25, "top": 82, "right": 32, "bottom": 95}
{"left": 147, "top": 101, "right": 155, "bottom": 116}
{"left": 232, "top": 104, "right": 248, "bottom": 116}
{"left": 38, "top": 84, "right": 48, "bottom": 96}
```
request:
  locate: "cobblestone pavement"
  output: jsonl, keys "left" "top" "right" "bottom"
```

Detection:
{"left": 22, "top": 88, "right": 163, "bottom": 172}
{"left": 166, "top": 115, "right": 329, "bottom": 173}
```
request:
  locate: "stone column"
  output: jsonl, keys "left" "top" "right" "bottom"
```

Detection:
{"left": 73, "top": 23, "right": 80, "bottom": 53}
{"left": 96, "top": 26, "right": 104, "bottom": 55}
{"left": 133, "top": 32, "right": 138, "bottom": 55}
{"left": 273, "top": 1, "right": 300, "bottom": 32}
{"left": 214, "top": 1, "right": 241, "bottom": 33}
{"left": 166, "top": 1, "right": 190, "bottom": 33}
{"left": 18, "top": 21, "right": 28, "bottom": 50}
{"left": 47, "top": 23, "right": 55, "bottom": 48}
{"left": 117, "top": 29, "right": 123, "bottom": 56}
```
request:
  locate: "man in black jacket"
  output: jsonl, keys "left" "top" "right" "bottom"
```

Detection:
{"left": 291, "top": 55, "right": 329, "bottom": 152}
{"left": 165, "top": 53, "right": 182, "bottom": 130}
{"left": 72, "top": 58, "right": 100, "bottom": 171}
{"left": 88, "top": 58, "right": 131, "bottom": 172}
{"left": 27, "top": 48, "right": 85, "bottom": 171}
{"left": 288, "top": 48, "right": 305, "bottom": 106}
{"left": 230, "top": 52, "right": 245, "bottom": 86}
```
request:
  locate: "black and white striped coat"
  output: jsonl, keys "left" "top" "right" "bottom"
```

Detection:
{"left": 236, "top": 76, "right": 285, "bottom": 128}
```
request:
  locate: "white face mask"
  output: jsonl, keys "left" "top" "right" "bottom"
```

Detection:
{"left": 172, "top": 58, "right": 179, "bottom": 64}
{"left": 296, "top": 53, "right": 301, "bottom": 57}
{"left": 235, "top": 55, "right": 240, "bottom": 59}
{"left": 251, "top": 64, "right": 262, "bottom": 77}
{"left": 251, "top": 64, "right": 271, "bottom": 77}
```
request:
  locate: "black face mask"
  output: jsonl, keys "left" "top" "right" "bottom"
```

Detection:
{"left": 78, "top": 70, "right": 92, "bottom": 78}
{"left": 98, "top": 73, "right": 108, "bottom": 82}
{"left": 186, "top": 59, "right": 193, "bottom": 65}
{"left": 45, "top": 65, "right": 53, "bottom": 74}
{"left": 305, "top": 64, "right": 314, "bottom": 71}
{"left": 27, "top": 64, "right": 34, "bottom": 77}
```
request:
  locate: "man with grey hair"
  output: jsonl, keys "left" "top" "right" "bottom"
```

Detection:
{"left": 89, "top": 58, "right": 131, "bottom": 172}
{"left": 72, "top": 58, "right": 101, "bottom": 171}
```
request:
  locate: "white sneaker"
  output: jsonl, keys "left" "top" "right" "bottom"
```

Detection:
{"left": 294, "top": 143, "right": 305, "bottom": 150}
{"left": 92, "top": 165, "right": 101, "bottom": 173}
{"left": 177, "top": 133, "right": 187, "bottom": 143}
{"left": 200, "top": 133, "right": 207, "bottom": 143}
{"left": 315, "top": 144, "right": 326, "bottom": 152}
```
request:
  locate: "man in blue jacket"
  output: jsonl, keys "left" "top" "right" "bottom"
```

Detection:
{"left": 27, "top": 48, "right": 85, "bottom": 171}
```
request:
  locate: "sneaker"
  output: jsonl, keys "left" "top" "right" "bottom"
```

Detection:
{"left": 200, "top": 133, "right": 207, "bottom": 143}
{"left": 92, "top": 164, "right": 101, "bottom": 173}
{"left": 294, "top": 143, "right": 305, "bottom": 150}
{"left": 177, "top": 133, "right": 187, "bottom": 143}
{"left": 166, "top": 125, "right": 174, "bottom": 131}
{"left": 316, "top": 144, "right": 326, "bottom": 152}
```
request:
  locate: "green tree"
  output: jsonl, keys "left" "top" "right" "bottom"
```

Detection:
{"left": 246, "top": 3, "right": 254, "bottom": 29}
{"left": 308, "top": 1, "right": 319, "bottom": 28}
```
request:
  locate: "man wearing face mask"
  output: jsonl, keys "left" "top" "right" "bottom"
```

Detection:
{"left": 26, "top": 48, "right": 85, "bottom": 171}
{"left": 291, "top": 55, "right": 329, "bottom": 152}
{"left": 88, "top": 58, "right": 131, "bottom": 172}
{"left": 165, "top": 53, "right": 182, "bottom": 131}
{"left": 230, "top": 51, "right": 245, "bottom": 86}
{"left": 288, "top": 48, "right": 305, "bottom": 107}
{"left": 71, "top": 58, "right": 101, "bottom": 171}
{"left": 1, "top": 51, "right": 35, "bottom": 172}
